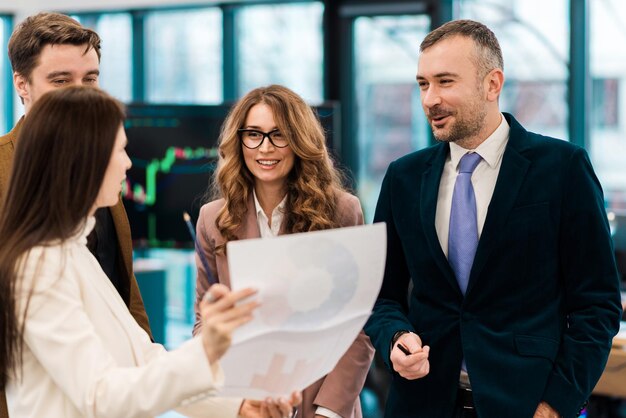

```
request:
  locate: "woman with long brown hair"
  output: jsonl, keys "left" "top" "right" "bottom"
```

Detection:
{"left": 193, "top": 85, "right": 374, "bottom": 418}
{"left": 0, "top": 86, "right": 298, "bottom": 418}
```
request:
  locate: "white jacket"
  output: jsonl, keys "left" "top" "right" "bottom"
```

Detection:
{"left": 6, "top": 217, "right": 241, "bottom": 418}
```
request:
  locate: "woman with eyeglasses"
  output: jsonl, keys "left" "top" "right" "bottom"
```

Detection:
{"left": 192, "top": 85, "right": 374, "bottom": 418}
{"left": 0, "top": 86, "right": 300, "bottom": 418}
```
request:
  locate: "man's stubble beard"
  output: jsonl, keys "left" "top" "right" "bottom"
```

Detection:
{"left": 430, "top": 85, "right": 488, "bottom": 144}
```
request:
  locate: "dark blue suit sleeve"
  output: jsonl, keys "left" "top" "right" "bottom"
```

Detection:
{"left": 365, "top": 161, "right": 416, "bottom": 370}
{"left": 542, "top": 148, "right": 622, "bottom": 416}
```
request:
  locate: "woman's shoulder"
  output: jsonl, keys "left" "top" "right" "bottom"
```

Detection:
{"left": 17, "top": 244, "right": 70, "bottom": 291}
{"left": 199, "top": 198, "right": 227, "bottom": 219}
{"left": 335, "top": 190, "right": 361, "bottom": 209}
{"left": 197, "top": 198, "right": 228, "bottom": 237}
{"left": 334, "top": 190, "right": 364, "bottom": 226}
{"left": 20, "top": 244, "right": 64, "bottom": 267}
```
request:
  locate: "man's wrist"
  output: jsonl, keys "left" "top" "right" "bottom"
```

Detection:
{"left": 391, "top": 330, "right": 410, "bottom": 345}
{"left": 390, "top": 330, "right": 410, "bottom": 354}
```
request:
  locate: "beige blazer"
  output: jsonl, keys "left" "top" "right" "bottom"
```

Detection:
{"left": 0, "top": 118, "right": 153, "bottom": 418}
{"left": 6, "top": 218, "right": 242, "bottom": 418}
{"left": 193, "top": 191, "right": 375, "bottom": 418}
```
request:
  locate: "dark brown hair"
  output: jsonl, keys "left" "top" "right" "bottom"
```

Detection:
{"left": 0, "top": 86, "right": 124, "bottom": 387}
{"left": 420, "top": 19, "right": 503, "bottom": 76}
{"left": 8, "top": 12, "right": 101, "bottom": 80}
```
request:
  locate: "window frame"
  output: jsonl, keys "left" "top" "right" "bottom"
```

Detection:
{"left": 1, "top": 15, "right": 13, "bottom": 132}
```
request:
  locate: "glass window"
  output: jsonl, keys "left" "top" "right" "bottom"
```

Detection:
{"left": 236, "top": 2, "right": 324, "bottom": 102}
{"left": 456, "top": 0, "right": 570, "bottom": 140}
{"left": 73, "top": 13, "right": 132, "bottom": 102}
{"left": 590, "top": 0, "right": 626, "bottom": 254}
{"left": 354, "top": 15, "right": 431, "bottom": 221}
{"left": 1, "top": 16, "right": 10, "bottom": 133}
{"left": 146, "top": 8, "right": 222, "bottom": 104}
{"left": 94, "top": 14, "right": 132, "bottom": 102}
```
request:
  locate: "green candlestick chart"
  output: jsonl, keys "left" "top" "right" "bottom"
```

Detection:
{"left": 123, "top": 146, "right": 219, "bottom": 206}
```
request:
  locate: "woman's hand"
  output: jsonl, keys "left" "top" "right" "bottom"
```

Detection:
{"left": 239, "top": 392, "right": 302, "bottom": 418}
{"left": 199, "top": 283, "right": 258, "bottom": 364}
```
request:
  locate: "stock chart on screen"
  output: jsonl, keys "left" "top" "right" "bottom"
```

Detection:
{"left": 122, "top": 102, "right": 341, "bottom": 248}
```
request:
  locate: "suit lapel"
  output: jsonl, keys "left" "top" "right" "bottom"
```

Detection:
{"left": 420, "top": 143, "right": 459, "bottom": 292}
{"left": 109, "top": 198, "right": 134, "bottom": 281}
{"left": 0, "top": 117, "right": 22, "bottom": 199}
{"left": 243, "top": 192, "right": 262, "bottom": 239}
{"left": 466, "top": 114, "right": 530, "bottom": 296}
{"left": 219, "top": 194, "right": 260, "bottom": 289}
{"left": 0, "top": 143, "right": 14, "bottom": 199}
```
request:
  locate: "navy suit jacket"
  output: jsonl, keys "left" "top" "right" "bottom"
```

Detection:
{"left": 364, "top": 113, "right": 622, "bottom": 418}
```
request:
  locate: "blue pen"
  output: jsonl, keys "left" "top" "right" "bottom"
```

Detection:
{"left": 183, "top": 212, "right": 217, "bottom": 287}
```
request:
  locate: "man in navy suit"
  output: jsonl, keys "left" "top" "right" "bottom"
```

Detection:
{"left": 364, "top": 19, "right": 622, "bottom": 418}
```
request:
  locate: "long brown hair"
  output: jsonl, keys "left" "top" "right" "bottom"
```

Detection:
{"left": 0, "top": 86, "right": 125, "bottom": 387}
{"left": 210, "top": 84, "right": 348, "bottom": 254}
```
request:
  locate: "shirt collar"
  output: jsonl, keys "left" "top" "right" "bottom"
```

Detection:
{"left": 253, "top": 189, "right": 287, "bottom": 219}
{"left": 68, "top": 216, "right": 96, "bottom": 245}
{"left": 449, "top": 113, "right": 510, "bottom": 170}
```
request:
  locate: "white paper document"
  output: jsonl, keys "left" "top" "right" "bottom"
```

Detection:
{"left": 218, "top": 223, "right": 386, "bottom": 398}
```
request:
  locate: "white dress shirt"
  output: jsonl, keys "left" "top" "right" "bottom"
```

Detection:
{"left": 253, "top": 189, "right": 287, "bottom": 238}
{"left": 7, "top": 217, "right": 241, "bottom": 418}
{"left": 435, "top": 114, "right": 510, "bottom": 256}
{"left": 252, "top": 190, "right": 343, "bottom": 418}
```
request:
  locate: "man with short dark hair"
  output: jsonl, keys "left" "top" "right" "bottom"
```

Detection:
{"left": 365, "top": 19, "right": 622, "bottom": 418}
{"left": 0, "top": 12, "right": 152, "bottom": 418}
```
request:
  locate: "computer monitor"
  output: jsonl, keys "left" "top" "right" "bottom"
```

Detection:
{"left": 122, "top": 102, "right": 341, "bottom": 248}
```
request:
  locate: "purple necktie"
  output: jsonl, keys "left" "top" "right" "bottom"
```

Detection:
{"left": 448, "top": 152, "right": 482, "bottom": 296}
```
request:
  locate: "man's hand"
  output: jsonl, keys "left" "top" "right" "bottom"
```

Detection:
{"left": 533, "top": 401, "right": 560, "bottom": 418}
{"left": 239, "top": 392, "right": 302, "bottom": 418}
{"left": 389, "top": 332, "right": 430, "bottom": 380}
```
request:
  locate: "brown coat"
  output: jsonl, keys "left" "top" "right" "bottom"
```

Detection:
{"left": 0, "top": 118, "right": 152, "bottom": 418}
{"left": 193, "top": 191, "right": 375, "bottom": 418}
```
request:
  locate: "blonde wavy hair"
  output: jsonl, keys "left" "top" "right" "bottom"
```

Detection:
{"left": 210, "top": 85, "right": 348, "bottom": 254}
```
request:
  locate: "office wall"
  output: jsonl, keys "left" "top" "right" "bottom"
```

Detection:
{"left": 6, "top": 0, "right": 261, "bottom": 20}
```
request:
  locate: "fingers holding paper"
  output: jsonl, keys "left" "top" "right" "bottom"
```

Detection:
{"left": 390, "top": 332, "right": 430, "bottom": 380}
{"left": 200, "top": 283, "right": 259, "bottom": 364}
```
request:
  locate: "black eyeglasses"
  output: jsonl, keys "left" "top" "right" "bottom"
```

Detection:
{"left": 238, "top": 129, "right": 289, "bottom": 149}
